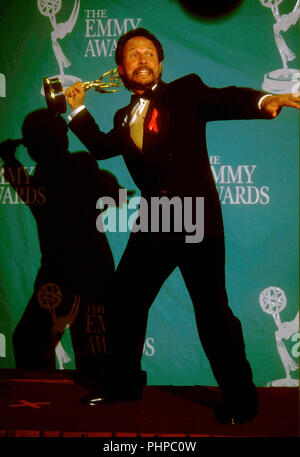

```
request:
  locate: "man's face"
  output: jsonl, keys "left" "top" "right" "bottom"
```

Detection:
{"left": 118, "top": 36, "right": 162, "bottom": 93}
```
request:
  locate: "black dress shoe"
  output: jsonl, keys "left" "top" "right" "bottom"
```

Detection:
{"left": 80, "top": 393, "right": 114, "bottom": 406}
{"left": 80, "top": 389, "right": 142, "bottom": 406}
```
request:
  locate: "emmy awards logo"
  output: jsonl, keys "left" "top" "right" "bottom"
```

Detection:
{"left": 259, "top": 286, "right": 299, "bottom": 386}
{"left": 38, "top": 0, "right": 82, "bottom": 95}
{"left": 259, "top": 0, "right": 300, "bottom": 93}
{"left": 38, "top": 282, "right": 80, "bottom": 369}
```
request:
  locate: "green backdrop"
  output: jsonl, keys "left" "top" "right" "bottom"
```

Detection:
{"left": 0, "top": 0, "right": 299, "bottom": 387}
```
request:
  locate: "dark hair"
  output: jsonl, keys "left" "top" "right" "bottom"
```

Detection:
{"left": 115, "top": 28, "right": 164, "bottom": 66}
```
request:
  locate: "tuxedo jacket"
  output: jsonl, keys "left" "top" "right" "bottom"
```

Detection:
{"left": 70, "top": 74, "right": 270, "bottom": 238}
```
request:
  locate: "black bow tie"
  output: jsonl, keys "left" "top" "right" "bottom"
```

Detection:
{"left": 130, "top": 82, "right": 163, "bottom": 104}
{"left": 130, "top": 92, "right": 154, "bottom": 104}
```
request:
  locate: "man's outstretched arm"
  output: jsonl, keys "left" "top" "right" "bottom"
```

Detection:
{"left": 186, "top": 74, "right": 300, "bottom": 121}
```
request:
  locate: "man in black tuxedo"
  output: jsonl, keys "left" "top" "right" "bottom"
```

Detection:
{"left": 66, "top": 28, "right": 299, "bottom": 423}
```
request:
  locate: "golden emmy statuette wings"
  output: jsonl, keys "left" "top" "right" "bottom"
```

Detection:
{"left": 43, "top": 68, "right": 123, "bottom": 114}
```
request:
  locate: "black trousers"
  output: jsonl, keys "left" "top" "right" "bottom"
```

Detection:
{"left": 105, "top": 231, "right": 255, "bottom": 400}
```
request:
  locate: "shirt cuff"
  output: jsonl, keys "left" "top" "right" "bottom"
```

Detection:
{"left": 68, "top": 105, "right": 86, "bottom": 122}
{"left": 258, "top": 94, "right": 272, "bottom": 110}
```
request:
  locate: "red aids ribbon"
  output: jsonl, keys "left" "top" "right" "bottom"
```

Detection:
{"left": 148, "top": 108, "right": 159, "bottom": 133}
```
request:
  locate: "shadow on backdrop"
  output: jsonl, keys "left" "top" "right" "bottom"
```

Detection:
{"left": 0, "top": 109, "right": 132, "bottom": 377}
{"left": 177, "top": 0, "right": 243, "bottom": 19}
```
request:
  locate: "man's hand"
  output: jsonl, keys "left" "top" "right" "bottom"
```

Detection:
{"left": 261, "top": 93, "right": 300, "bottom": 118}
{"left": 65, "top": 82, "right": 86, "bottom": 111}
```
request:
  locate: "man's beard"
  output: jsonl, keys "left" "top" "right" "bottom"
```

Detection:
{"left": 121, "top": 67, "right": 162, "bottom": 92}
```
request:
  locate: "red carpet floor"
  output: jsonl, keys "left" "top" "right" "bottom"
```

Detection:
{"left": 0, "top": 369, "right": 299, "bottom": 443}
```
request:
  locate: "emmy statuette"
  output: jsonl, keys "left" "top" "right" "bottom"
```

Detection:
{"left": 43, "top": 69, "right": 123, "bottom": 114}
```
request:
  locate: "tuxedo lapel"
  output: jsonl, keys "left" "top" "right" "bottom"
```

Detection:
{"left": 115, "top": 107, "right": 142, "bottom": 158}
{"left": 142, "top": 101, "right": 169, "bottom": 150}
{"left": 115, "top": 81, "right": 170, "bottom": 155}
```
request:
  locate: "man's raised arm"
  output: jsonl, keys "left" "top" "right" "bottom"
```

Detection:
{"left": 66, "top": 82, "right": 121, "bottom": 160}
